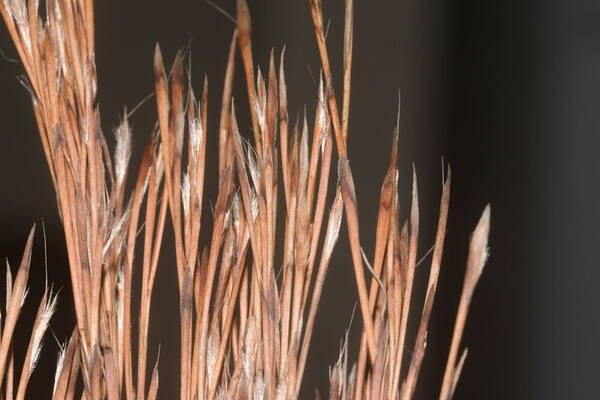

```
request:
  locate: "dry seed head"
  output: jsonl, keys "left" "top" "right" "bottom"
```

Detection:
{"left": 114, "top": 115, "right": 132, "bottom": 185}
{"left": 189, "top": 117, "right": 203, "bottom": 159}
{"left": 102, "top": 210, "right": 131, "bottom": 258}
{"left": 232, "top": 191, "right": 241, "bottom": 230}
{"left": 466, "top": 204, "right": 491, "bottom": 290}
{"left": 247, "top": 144, "right": 260, "bottom": 190}
{"left": 323, "top": 189, "right": 344, "bottom": 260}
{"left": 256, "top": 67, "right": 267, "bottom": 132}
{"left": 52, "top": 341, "right": 67, "bottom": 394}
{"left": 8, "top": 0, "right": 29, "bottom": 46}
{"left": 53, "top": 2, "right": 68, "bottom": 78}
{"left": 182, "top": 172, "right": 191, "bottom": 218}
{"left": 29, "top": 290, "right": 59, "bottom": 376}
{"left": 0, "top": 0, "right": 493, "bottom": 397}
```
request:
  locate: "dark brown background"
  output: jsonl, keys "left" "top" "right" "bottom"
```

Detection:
{"left": 1, "top": 0, "right": 599, "bottom": 398}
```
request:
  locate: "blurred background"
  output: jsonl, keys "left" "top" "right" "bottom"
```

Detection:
{"left": 1, "top": 0, "right": 599, "bottom": 398}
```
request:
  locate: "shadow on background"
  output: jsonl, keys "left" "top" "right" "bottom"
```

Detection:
{"left": 0, "top": 0, "right": 598, "bottom": 398}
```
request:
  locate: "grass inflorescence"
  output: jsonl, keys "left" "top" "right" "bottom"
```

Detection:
{"left": 0, "top": 0, "right": 490, "bottom": 398}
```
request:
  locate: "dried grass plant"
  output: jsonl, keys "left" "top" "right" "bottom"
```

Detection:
{"left": 0, "top": 0, "right": 490, "bottom": 398}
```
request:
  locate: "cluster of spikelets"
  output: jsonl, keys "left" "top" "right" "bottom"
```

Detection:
{"left": 0, "top": 0, "right": 491, "bottom": 399}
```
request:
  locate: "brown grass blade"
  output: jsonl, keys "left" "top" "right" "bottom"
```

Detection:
{"left": 0, "top": 226, "right": 35, "bottom": 387}
{"left": 339, "top": 159, "right": 377, "bottom": 361}
{"left": 236, "top": 0, "right": 261, "bottom": 154}
{"left": 439, "top": 205, "right": 490, "bottom": 400}
{"left": 401, "top": 170, "right": 451, "bottom": 400}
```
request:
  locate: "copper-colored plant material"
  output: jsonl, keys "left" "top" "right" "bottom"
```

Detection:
{"left": 0, "top": 0, "right": 490, "bottom": 398}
